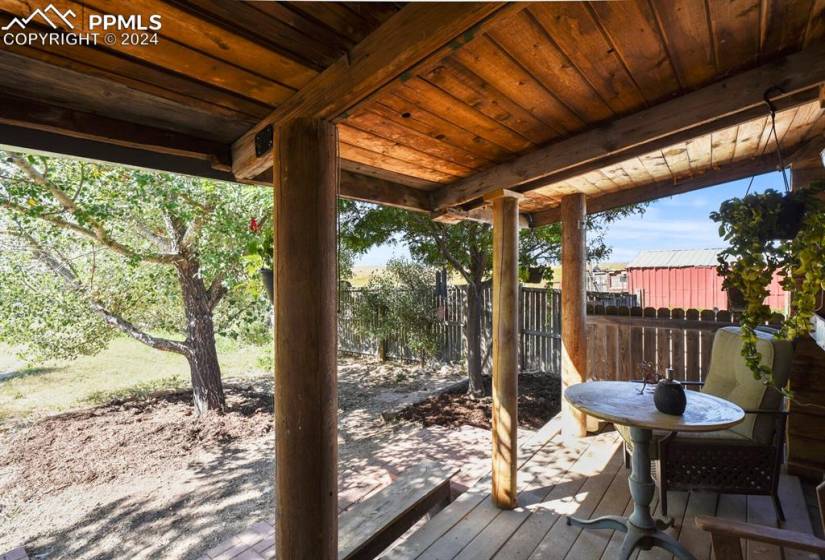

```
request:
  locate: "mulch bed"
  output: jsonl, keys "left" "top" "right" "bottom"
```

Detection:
{"left": 398, "top": 373, "right": 561, "bottom": 430}
{"left": 0, "top": 385, "right": 273, "bottom": 500}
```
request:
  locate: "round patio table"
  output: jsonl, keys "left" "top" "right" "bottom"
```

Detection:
{"left": 564, "top": 381, "right": 744, "bottom": 560}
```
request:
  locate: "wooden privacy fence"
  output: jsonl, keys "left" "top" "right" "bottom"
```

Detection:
{"left": 338, "top": 286, "right": 636, "bottom": 374}
{"left": 586, "top": 305, "right": 753, "bottom": 383}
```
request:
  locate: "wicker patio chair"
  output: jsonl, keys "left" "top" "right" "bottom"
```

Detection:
{"left": 617, "top": 326, "right": 793, "bottom": 522}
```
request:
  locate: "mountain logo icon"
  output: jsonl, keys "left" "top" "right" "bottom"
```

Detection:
{"left": 2, "top": 4, "right": 76, "bottom": 31}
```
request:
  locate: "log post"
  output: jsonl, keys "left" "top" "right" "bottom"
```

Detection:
{"left": 275, "top": 118, "right": 339, "bottom": 559}
{"left": 561, "top": 193, "right": 588, "bottom": 439}
{"left": 485, "top": 189, "right": 522, "bottom": 509}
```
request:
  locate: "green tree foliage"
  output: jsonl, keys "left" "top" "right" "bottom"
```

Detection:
{"left": 340, "top": 201, "right": 644, "bottom": 395}
{"left": 353, "top": 259, "right": 441, "bottom": 363}
{"left": 0, "top": 152, "right": 271, "bottom": 414}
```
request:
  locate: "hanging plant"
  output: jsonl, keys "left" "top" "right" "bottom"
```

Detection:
{"left": 711, "top": 180, "right": 825, "bottom": 392}
{"left": 244, "top": 216, "right": 274, "bottom": 303}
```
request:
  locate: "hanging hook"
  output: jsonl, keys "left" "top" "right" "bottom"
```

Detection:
{"left": 763, "top": 86, "right": 791, "bottom": 193}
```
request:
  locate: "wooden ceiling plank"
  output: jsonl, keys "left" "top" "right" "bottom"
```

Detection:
{"left": 345, "top": 110, "right": 492, "bottom": 170}
{"left": 685, "top": 134, "right": 713, "bottom": 173}
{"left": 248, "top": 2, "right": 357, "bottom": 52}
{"left": 231, "top": 2, "right": 508, "bottom": 180}
{"left": 762, "top": 0, "right": 815, "bottom": 55}
{"left": 732, "top": 117, "right": 769, "bottom": 162}
{"left": 707, "top": 0, "right": 761, "bottom": 75}
{"left": 451, "top": 32, "right": 582, "bottom": 135}
{"left": 530, "top": 151, "right": 790, "bottom": 227}
{"left": 391, "top": 78, "right": 533, "bottom": 153}
{"left": 660, "top": 144, "right": 692, "bottom": 178}
{"left": 0, "top": 50, "right": 246, "bottom": 142}
{"left": 337, "top": 124, "right": 476, "bottom": 177}
{"left": 371, "top": 96, "right": 511, "bottom": 162}
{"left": 339, "top": 160, "right": 441, "bottom": 192}
{"left": 340, "top": 142, "right": 459, "bottom": 184}
{"left": 4, "top": 41, "right": 268, "bottom": 122}
{"left": 650, "top": 0, "right": 718, "bottom": 89}
{"left": 711, "top": 126, "right": 739, "bottom": 167}
{"left": 489, "top": 10, "right": 614, "bottom": 125}
{"left": 803, "top": 0, "right": 825, "bottom": 46}
{"left": 0, "top": 0, "right": 296, "bottom": 106}
{"left": 588, "top": 0, "right": 682, "bottom": 104}
{"left": 528, "top": 3, "right": 646, "bottom": 115}
{"left": 172, "top": 0, "right": 343, "bottom": 70}
{"left": 422, "top": 58, "right": 557, "bottom": 146}
{"left": 82, "top": 0, "right": 318, "bottom": 89}
{"left": 431, "top": 42, "right": 825, "bottom": 210}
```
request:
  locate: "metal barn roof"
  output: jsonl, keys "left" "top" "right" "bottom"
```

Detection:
{"left": 626, "top": 249, "right": 723, "bottom": 269}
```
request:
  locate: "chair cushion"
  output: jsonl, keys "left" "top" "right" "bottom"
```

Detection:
{"left": 701, "top": 326, "right": 791, "bottom": 444}
{"left": 616, "top": 423, "right": 751, "bottom": 460}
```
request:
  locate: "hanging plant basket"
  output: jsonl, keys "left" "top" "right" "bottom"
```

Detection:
{"left": 260, "top": 268, "right": 274, "bottom": 304}
{"left": 725, "top": 285, "right": 746, "bottom": 312}
{"left": 759, "top": 192, "right": 806, "bottom": 242}
{"left": 527, "top": 266, "right": 546, "bottom": 284}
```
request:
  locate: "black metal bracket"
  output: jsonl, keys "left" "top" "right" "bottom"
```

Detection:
{"left": 255, "top": 124, "right": 273, "bottom": 158}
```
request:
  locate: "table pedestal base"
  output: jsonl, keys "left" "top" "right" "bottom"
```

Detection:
{"left": 565, "top": 426, "right": 695, "bottom": 560}
{"left": 566, "top": 515, "right": 693, "bottom": 560}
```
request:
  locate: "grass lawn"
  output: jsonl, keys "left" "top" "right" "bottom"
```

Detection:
{"left": 0, "top": 337, "right": 270, "bottom": 423}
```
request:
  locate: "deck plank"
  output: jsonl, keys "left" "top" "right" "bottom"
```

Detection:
{"left": 778, "top": 474, "right": 819, "bottom": 560}
{"left": 386, "top": 417, "right": 818, "bottom": 560}
{"left": 565, "top": 458, "right": 632, "bottom": 560}
{"left": 525, "top": 440, "right": 625, "bottom": 559}
{"left": 381, "top": 418, "right": 562, "bottom": 559}
{"left": 452, "top": 436, "right": 614, "bottom": 560}
{"left": 416, "top": 436, "right": 593, "bottom": 559}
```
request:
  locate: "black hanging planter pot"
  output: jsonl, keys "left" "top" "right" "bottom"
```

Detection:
{"left": 527, "top": 266, "right": 546, "bottom": 284}
{"left": 758, "top": 193, "right": 806, "bottom": 242}
{"left": 725, "top": 285, "right": 746, "bottom": 312}
{"left": 260, "top": 268, "right": 274, "bottom": 304}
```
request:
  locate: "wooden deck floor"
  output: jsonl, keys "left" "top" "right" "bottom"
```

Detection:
{"left": 381, "top": 417, "right": 820, "bottom": 560}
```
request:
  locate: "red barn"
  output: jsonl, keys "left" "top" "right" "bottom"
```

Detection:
{"left": 626, "top": 249, "right": 787, "bottom": 312}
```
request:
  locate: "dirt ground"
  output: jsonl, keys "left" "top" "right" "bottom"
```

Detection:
{"left": 0, "top": 357, "right": 468, "bottom": 560}
{"left": 399, "top": 373, "right": 562, "bottom": 430}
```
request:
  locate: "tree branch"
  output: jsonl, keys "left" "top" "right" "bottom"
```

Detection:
{"left": 21, "top": 232, "right": 190, "bottom": 356}
{"left": 5, "top": 155, "right": 180, "bottom": 265}
{"left": 207, "top": 272, "right": 227, "bottom": 311}
{"left": 427, "top": 222, "right": 472, "bottom": 284}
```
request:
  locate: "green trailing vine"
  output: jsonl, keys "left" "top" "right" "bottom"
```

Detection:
{"left": 711, "top": 181, "right": 825, "bottom": 393}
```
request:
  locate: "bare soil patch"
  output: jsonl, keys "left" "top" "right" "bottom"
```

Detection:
{"left": 0, "top": 357, "right": 466, "bottom": 559}
{"left": 398, "top": 373, "right": 561, "bottom": 430}
{"left": 0, "top": 385, "right": 272, "bottom": 503}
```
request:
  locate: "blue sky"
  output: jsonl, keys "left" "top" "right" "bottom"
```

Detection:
{"left": 354, "top": 170, "right": 788, "bottom": 266}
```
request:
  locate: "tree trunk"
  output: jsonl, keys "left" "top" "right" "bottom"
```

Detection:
{"left": 466, "top": 282, "right": 485, "bottom": 396}
{"left": 178, "top": 260, "right": 225, "bottom": 415}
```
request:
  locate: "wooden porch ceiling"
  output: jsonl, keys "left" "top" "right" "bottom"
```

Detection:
{"left": 1, "top": 1, "right": 824, "bottom": 222}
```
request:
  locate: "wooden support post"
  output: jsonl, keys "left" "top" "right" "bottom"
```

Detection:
{"left": 275, "top": 118, "right": 339, "bottom": 559}
{"left": 486, "top": 189, "right": 522, "bottom": 509}
{"left": 561, "top": 193, "right": 588, "bottom": 439}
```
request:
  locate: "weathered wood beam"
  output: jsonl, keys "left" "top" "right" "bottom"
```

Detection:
{"left": 432, "top": 206, "right": 531, "bottom": 229}
{"left": 0, "top": 93, "right": 230, "bottom": 165}
{"left": 487, "top": 189, "right": 521, "bottom": 509}
{"left": 529, "top": 150, "right": 807, "bottom": 227}
{"left": 339, "top": 171, "right": 434, "bottom": 213}
{"left": 560, "top": 194, "right": 588, "bottom": 439}
{"left": 820, "top": 84, "right": 825, "bottom": 108}
{"left": 231, "top": 3, "right": 511, "bottom": 180}
{"left": 275, "top": 118, "right": 338, "bottom": 560}
{"left": 432, "top": 43, "right": 825, "bottom": 210}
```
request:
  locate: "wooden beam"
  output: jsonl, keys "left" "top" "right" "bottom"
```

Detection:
{"left": 231, "top": 3, "right": 509, "bottom": 180}
{"left": 561, "top": 194, "right": 588, "bottom": 439}
{"left": 489, "top": 189, "right": 522, "bottom": 509}
{"left": 432, "top": 206, "right": 531, "bottom": 228}
{"left": 0, "top": 93, "right": 230, "bottom": 165}
{"left": 432, "top": 43, "right": 825, "bottom": 210}
{"left": 339, "top": 171, "right": 433, "bottom": 213}
{"left": 820, "top": 84, "right": 825, "bottom": 109}
{"left": 275, "top": 118, "right": 338, "bottom": 560}
{"left": 529, "top": 151, "right": 798, "bottom": 227}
